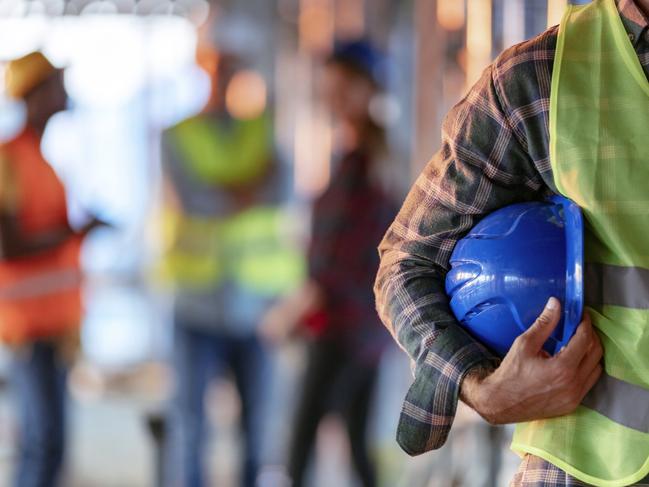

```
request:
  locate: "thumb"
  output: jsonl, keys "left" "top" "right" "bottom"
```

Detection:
{"left": 519, "top": 297, "right": 561, "bottom": 352}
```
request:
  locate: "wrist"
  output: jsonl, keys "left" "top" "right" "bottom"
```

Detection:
{"left": 460, "top": 364, "right": 495, "bottom": 417}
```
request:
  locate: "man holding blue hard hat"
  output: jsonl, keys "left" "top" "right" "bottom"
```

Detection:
{"left": 375, "top": 0, "right": 649, "bottom": 485}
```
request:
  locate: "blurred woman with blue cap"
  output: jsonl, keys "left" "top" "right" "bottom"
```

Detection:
{"left": 262, "top": 38, "right": 396, "bottom": 487}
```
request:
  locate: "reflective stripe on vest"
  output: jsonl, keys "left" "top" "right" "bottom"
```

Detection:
{"left": 585, "top": 263, "right": 649, "bottom": 309}
{"left": 161, "top": 205, "right": 305, "bottom": 296}
{"left": 511, "top": 1, "right": 649, "bottom": 485}
{"left": 0, "top": 268, "right": 81, "bottom": 300}
{"left": 582, "top": 374, "right": 649, "bottom": 434}
{"left": 582, "top": 262, "right": 649, "bottom": 435}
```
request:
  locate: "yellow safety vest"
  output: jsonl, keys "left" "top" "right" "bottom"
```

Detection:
{"left": 159, "top": 115, "right": 304, "bottom": 296}
{"left": 512, "top": 1, "right": 649, "bottom": 485}
{"left": 171, "top": 114, "right": 271, "bottom": 187}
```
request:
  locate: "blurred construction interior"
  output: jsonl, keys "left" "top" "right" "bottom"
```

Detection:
{"left": 0, "top": 1, "right": 587, "bottom": 486}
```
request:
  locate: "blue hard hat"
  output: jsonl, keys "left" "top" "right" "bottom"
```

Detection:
{"left": 445, "top": 196, "right": 584, "bottom": 357}
{"left": 329, "top": 39, "right": 387, "bottom": 88}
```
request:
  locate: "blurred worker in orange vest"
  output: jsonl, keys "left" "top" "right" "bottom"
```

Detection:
{"left": 1, "top": 52, "right": 104, "bottom": 487}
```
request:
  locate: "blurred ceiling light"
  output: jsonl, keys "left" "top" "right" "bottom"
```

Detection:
{"left": 185, "top": 0, "right": 209, "bottom": 26}
{"left": 466, "top": 0, "right": 492, "bottom": 88}
{"left": 299, "top": 0, "right": 334, "bottom": 53}
{"left": 42, "top": 0, "right": 65, "bottom": 15}
{"left": 0, "top": 0, "right": 24, "bottom": 16}
{"left": 110, "top": 0, "right": 135, "bottom": 14}
{"left": 437, "top": 0, "right": 465, "bottom": 31}
{"left": 225, "top": 69, "right": 267, "bottom": 120}
{"left": 0, "top": 0, "right": 205, "bottom": 21}
{"left": 132, "top": 0, "right": 207, "bottom": 24}
{"left": 547, "top": 0, "right": 567, "bottom": 27}
{"left": 6, "top": 0, "right": 69, "bottom": 15}
{"left": 81, "top": 0, "right": 119, "bottom": 15}
{"left": 65, "top": 0, "right": 91, "bottom": 15}
{"left": 149, "top": 0, "right": 184, "bottom": 16}
{"left": 0, "top": 0, "right": 63, "bottom": 18}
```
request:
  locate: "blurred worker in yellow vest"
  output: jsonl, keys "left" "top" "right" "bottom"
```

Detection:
{"left": 160, "top": 44, "right": 303, "bottom": 487}
{"left": 1, "top": 52, "right": 105, "bottom": 487}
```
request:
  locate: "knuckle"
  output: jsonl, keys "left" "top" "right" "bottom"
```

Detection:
{"left": 535, "top": 313, "right": 552, "bottom": 327}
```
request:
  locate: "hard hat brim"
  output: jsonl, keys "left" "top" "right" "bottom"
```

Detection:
{"left": 551, "top": 195, "right": 584, "bottom": 351}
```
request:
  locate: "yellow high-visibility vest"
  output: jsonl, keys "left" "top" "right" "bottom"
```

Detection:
{"left": 512, "top": 1, "right": 649, "bottom": 485}
{"left": 159, "top": 115, "right": 304, "bottom": 296}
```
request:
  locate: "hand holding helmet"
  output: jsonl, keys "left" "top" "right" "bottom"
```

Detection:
{"left": 461, "top": 297, "right": 603, "bottom": 425}
{"left": 447, "top": 197, "right": 604, "bottom": 424}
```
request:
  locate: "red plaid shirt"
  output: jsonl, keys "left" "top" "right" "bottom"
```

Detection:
{"left": 308, "top": 148, "right": 397, "bottom": 361}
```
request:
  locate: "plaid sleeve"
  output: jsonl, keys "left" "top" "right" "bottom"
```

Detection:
{"left": 374, "top": 61, "right": 547, "bottom": 456}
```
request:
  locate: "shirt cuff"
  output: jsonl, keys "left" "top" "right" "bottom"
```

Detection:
{"left": 396, "top": 325, "right": 498, "bottom": 456}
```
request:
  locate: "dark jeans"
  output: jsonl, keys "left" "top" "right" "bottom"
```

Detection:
{"left": 288, "top": 339, "right": 378, "bottom": 487}
{"left": 166, "top": 324, "right": 269, "bottom": 487}
{"left": 12, "top": 341, "right": 67, "bottom": 487}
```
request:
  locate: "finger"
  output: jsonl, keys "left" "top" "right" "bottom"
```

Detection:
{"left": 520, "top": 297, "right": 562, "bottom": 352}
{"left": 579, "top": 363, "right": 603, "bottom": 400}
{"left": 577, "top": 328, "right": 603, "bottom": 376}
{"left": 558, "top": 314, "right": 594, "bottom": 368}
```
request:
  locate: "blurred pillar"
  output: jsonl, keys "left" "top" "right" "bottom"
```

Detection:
{"left": 334, "top": 0, "right": 365, "bottom": 38}
{"left": 366, "top": 0, "right": 394, "bottom": 46}
{"left": 437, "top": 0, "right": 466, "bottom": 31}
{"left": 524, "top": 0, "right": 548, "bottom": 39}
{"left": 466, "top": 0, "right": 492, "bottom": 89}
{"left": 503, "top": 0, "right": 525, "bottom": 47}
{"left": 293, "top": 0, "right": 334, "bottom": 197}
{"left": 547, "top": 0, "right": 568, "bottom": 26}
{"left": 412, "top": 0, "right": 445, "bottom": 175}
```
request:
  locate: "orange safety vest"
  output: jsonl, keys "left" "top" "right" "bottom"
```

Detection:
{"left": 0, "top": 128, "right": 82, "bottom": 344}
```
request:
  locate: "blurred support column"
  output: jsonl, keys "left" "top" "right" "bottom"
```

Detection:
{"left": 524, "top": 0, "right": 548, "bottom": 38}
{"left": 293, "top": 0, "right": 334, "bottom": 197}
{"left": 412, "top": 0, "right": 445, "bottom": 175}
{"left": 503, "top": 0, "right": 525, "bottom": 47}
{"left": 334, "top": 0, "right": 364, "bottom": 38}
{"left": 547, "top": 0, "right": 567, "bottom": 26}
{"left": 466, "top": 0, "right": 492, "bottom": 89}
{"left": 366, "top": 0, "right": 393, "bottom": 46}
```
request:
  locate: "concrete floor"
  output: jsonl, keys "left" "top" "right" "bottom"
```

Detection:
{"left": 0, "top": 348, "right": 521, "bottom": 487}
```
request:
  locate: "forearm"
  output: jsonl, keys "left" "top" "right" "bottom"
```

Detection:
{"left": 374, "top": 251, "right": 483, "bottom": 362}
{"left": 374, "top": 62, "right": 549, "bottom": 454}
{"left": 374, "top": 248, "right": 497, "bottom": 453}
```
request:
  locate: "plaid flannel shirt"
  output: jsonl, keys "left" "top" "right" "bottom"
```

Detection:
{"left": 374, "top": 0, "right": 649, "bottom": 484}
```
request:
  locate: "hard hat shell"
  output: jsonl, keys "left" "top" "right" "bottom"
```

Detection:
{"left": 445, "top": 196, "right": 583, "bottom": 357}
